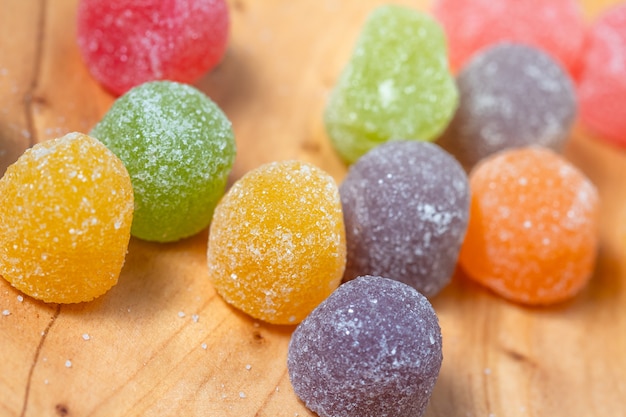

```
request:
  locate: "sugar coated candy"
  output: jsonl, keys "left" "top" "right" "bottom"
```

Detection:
{"left": 460, "top": 147, "right": 599, "bottom": 305}
{"left": 340, "top": 141, "right": 469, "bottom": 297}
{"left": 578, "top": 4, "right": 626, "bottom": 147}
{"left": 0, "top": 133, "right": 133, "bottom": 303}
{"left": 77, "top": 0, "right": 229, "bottom": 95}
{"left": 324, "top": 5, "right": 458, "bottom": 164}
{"left": 207, "top": 160, "right": 346, "bottom": 324}
{"left": 438, "top": 43, "right": 577, "bottom": 169}
{"left": 432, "top": 0, "right": 586, "bottom": 76}
{"left": 288, "top": 275, "right": 442, "bottom": 417}
{"left": 91, "top": 81, "right": 235, "bottom": 242}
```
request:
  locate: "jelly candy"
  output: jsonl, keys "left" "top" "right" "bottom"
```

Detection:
{"left": 432, "top": 0, "right": 586, "bottom": 76}
{"left": 459, "top": 147, "right": 599, "bottom": 305}
{"left": 207, "top": 160, "right": 346, "bottom": 324}
{"left": 438, "top": 43, "right": 577, "bottom": 169}
{"left": 340, "top": 141, "right": 469, "bottom": 297}
{"left": 578, "top": 4, "right": 626, "bottom": 147}
{"left": 324, "top": 5, "right": 458, "bottom": 164}
{"left": 91, "top": 81, "right": 235, "bottom": 242}
{"left": 288, "top": 275, "right": 442, "bottom": 417}
{"left": 77, "top": 0, "right": 229, "bottom": 95}
{"left": 0, "top": 133, "right": 133, "bottom": 303}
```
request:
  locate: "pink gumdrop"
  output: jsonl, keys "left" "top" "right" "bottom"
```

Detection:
{"left": 578, "top": 5, "right": 626, "bottom": 148}
{"left": 432, "top": 0, "right": 586, "bottom": 77}
{"left": 77, "top": 0, "right": 229, "bottom": 96}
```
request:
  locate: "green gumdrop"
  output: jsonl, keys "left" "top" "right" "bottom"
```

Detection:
{"left": 91, "top": 81, "right": 236, "bottom": 242}
{"left": 325, "top": 5, "right": 458, "bottom": 164}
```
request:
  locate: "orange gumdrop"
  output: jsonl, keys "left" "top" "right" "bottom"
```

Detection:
{"left": 459, "top": 147, "right": 599, "bottom": 305}
{"left": 0, "top": 132, "right": 134, "bottom": 303}
{"left": 207, "top": 160, "right": 346, "bottom": 324}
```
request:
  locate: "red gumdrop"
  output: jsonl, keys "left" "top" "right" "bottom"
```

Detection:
{"left": 77, "top": 0, "right": 229, "bottom": 96}
{"left": 432, "top": 0, "right": 586, "bottom": 77}
{"left": 578, "top": 4, "right": 626, "bottom": 148}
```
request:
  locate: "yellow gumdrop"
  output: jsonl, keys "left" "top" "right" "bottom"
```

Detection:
{"left": 0, "top": 132, "right": 134, "bottom": 303}
{"left": 207, "top": 160, "right": 346, "bottom": 324}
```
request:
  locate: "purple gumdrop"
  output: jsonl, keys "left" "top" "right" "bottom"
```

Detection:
{"left": 439, "top": 42, "right": 577, "bottom": 169}
{"left": 339, "top": 140, "right": 469, "bottom": 297}
{"left": 287, "top": 275, "right": 442, "bottom": 417}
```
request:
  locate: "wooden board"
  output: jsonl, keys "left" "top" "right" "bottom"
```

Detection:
{"left": 1, "top": 0, "right": 625, "bottom": 416}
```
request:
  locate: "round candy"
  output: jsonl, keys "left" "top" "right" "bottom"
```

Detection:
{"left": 77, "top": 0, "right": 229, "bottom": 96}
{"left": 340, "top": 141, "right": 469, "bottom": 297}
{"left": 324, "top": 5, "right": 458, "bottom": 164}
{"left": 438, "top": 43, "right": 577, "bottom": 169}
{"left": 207, "top": 160, "right": 346, "bottom": 324}
{"left": 91, "top": 81, "right": 235, "bottom": 242}
{"left": 0, "top": 133, "right": 134, "bottom": 303}
{"left": 459, "top": 147, "right": 599, "bottom": 305}
{"left": 432, "top": 0, "right": 586, "bottom": 76}
{"left": 578, "top": 4, "right": 626, "bottom": 147}
{"left": 288, "top": 275, "right": 442, "bottom": 417}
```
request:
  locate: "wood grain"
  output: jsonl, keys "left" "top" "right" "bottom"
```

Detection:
{"left": 1, "top": 0, "right": 625, "bottom": 416}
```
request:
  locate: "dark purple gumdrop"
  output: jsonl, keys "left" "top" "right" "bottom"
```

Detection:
{"left": 438, "top": 42, "right": 577, "bottom": 170}
{"left": 287, "top": 276, "right": 442, "bottom": 417}
{"left": 339, "top": 140, "right": 469, "bottom": 297}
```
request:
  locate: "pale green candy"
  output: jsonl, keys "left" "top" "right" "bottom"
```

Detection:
{"left": 325, "top": 5, "right": 458, "bottom": 164}
{"left": 91, "top": 81, "right": 236, "bottom": 242}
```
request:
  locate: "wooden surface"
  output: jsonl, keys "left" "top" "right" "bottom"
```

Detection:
{"left": 1, "top": 0, "right": 625, "bottom": 416}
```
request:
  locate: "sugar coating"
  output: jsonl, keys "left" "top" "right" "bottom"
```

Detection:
{"left": 77, "top": 0, "right": 229, "bottom": 96}
{"left": 578, "top": 4, "right": 626, "bottom": 147}
{"left": 439, "top": 43, "right": 577, "bottom": 169}
{"left": 459, "top": 147, "right": 599, "bottom": 305}
{"left": 324, "top": 5, "right": 458, "bottom": 164}
{"left": 0, "top": 133, "right": 134, "bottom": 303}
{"left": 91, "top": 81, "right": 235, "bottom": 242}
{"left": 288, "top": 275, "right": 442, "bottom": 417}
{"left": 340, "top": 141, "right": 469, "bottom": 297}
{"left": 207, "top": 160, "right": 346, "bottom": 324}
{"left": 432, "top": 0, "right": 586, "bottom": 75}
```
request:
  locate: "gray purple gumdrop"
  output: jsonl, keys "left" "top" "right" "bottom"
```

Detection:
{"left": 287, "top": 275, "right": 442, "bottom": 417}
{"left": 438, "top": 42, "right": 577, "bottom": 169}
{"left": 339, "top": 140, "right": 469, "bottom": 297}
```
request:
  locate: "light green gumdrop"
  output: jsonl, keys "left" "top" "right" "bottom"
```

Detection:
{"left": 325, "top": 5, "right": 458, "bottom": 164}
{"left": 91, "top": 81, "right": 236, "bottom": 242}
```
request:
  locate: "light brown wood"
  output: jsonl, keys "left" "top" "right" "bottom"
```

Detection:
{"left": 1, "top": 0, "right": 625, "bottom": 416}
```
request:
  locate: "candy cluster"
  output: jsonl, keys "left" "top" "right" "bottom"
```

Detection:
{"left": 0, "top": 1, "right": 622, "bottom": 417}
{"left": 0, "top": 79, "right": 237, "bottom": 303}
{"left": 321, "top": 3, "right": 602, "bottom": 312}
{"left": 294, "top": 2, "right": 609, "bottom": 416}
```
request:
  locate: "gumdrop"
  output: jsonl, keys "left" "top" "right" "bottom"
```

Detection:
{"left": 77, "top": 0, "right": 229, "bottom": 95}
{"left": 438, "top": 43, "right": 577, "bottom": 169}
{"left": 324, "top": 5, "right": 458, "bottom": 164}
{"left": 432, "top": 0, "right": 586, "bottom": 76}
{"left": 340, "top": 141, "right": 469, "bottom": 297}
{"left": 459, "top": 147, "right": 599, "bottom": 305}
{"left": 0, "top": 133, "right": 134, "bottom": 303}
{"left": 288, "top": 275, "right": 442, "bottom": 417}
{"left": 91, "top": 81, "right": 235, "bottom": 242}
{"left": 207, "top": 160, "right": 346, "bottom": 325}
{"left": 578, "top": 4, "right": 626, "bottom": 147}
